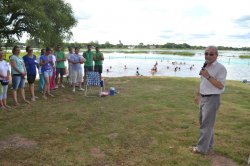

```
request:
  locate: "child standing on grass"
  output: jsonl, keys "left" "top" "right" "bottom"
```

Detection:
{"left": 0, "top": 48, "right": 11, "bottom": 110}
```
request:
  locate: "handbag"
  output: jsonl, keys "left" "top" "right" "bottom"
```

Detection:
{"left": 0, "top": 80, "right": 9, "bottom": 86}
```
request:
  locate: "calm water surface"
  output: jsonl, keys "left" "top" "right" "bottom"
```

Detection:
{"left": 100, "top": 51, "right": 250, "bottom": 81}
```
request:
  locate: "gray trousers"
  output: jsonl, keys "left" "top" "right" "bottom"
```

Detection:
{"left": 197, "top": 95, "right": 220, "bottom": 153}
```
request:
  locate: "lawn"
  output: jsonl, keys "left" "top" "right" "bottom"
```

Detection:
{"left": 0, "top": 77, "right": 249, "bottom": 165}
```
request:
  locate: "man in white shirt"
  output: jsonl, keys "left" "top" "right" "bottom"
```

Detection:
{"left": 193, "top": 46, "right": 227, "bottom": 154}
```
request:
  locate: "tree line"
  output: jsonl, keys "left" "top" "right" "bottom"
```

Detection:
{"left": 2, "top": 40, "right": 250, "bottom": 51}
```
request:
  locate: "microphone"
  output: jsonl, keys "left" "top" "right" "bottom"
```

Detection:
{"left": 201, "top": 61, "right": 208, "bottom": 70}
{"left": 199, "top": 60, "right": 208, "bottom": 75}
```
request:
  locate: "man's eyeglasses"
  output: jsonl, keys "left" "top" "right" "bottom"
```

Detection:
{"left": 205, "top": 52, "right": 215, "bottom": 56}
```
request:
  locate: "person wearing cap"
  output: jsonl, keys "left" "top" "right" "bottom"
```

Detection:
{"left": 192, "top": 46, "right": 227, "bottom": 154}
{"left": 40, "top": 47, "right": 54, "bottom": 99}
{"left": 93, "top": 46, "right": 104, "bottom": 78}
{"left": 54, "top": 45, "right": 66, "bottom": 88}
{"left": 83, "top": 45, "right": 94, "bottom": 85}
{"left": 23, "top": 46, "right": 38, "bottom": 101}
{"left": 10, "top": 46, "right": 30, "bottom": 106}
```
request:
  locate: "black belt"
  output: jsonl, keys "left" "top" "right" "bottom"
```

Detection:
{"left": 200, "top": 94, "right": 220, "bottom": 97}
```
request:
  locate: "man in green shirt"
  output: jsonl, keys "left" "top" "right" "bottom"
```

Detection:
{"left": 54, "top": 45, "right": 66, "bottom": 88}
{"left": 94, "top": 46, "right": 104, "bottom": 77}
{"left": 83, "top": 45, "right": 94, "bottom": 85}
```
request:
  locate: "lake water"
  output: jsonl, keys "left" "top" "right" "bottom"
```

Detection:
{"left": 100, "top": 51, "right": 250, "bottom": 81}
{"left": 8, "top": 50, "right": 249, "bottom": 81}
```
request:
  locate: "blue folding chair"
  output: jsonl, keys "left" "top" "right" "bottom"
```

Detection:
{"left": 84, "top": 71, "right": 102, "bottom": 96}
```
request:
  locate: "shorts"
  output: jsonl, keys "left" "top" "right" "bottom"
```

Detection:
{"left": 94, "top": 65, "right": 103, "bottom": 74}
{"left": 71, "top": 70, "right": 83, "bottom": 83}
{"left": 84, "top": 66, "right": 93, "bottom": 73}
{"left": 56, "top": 68, "right": 65, "bottom": 77}
{"left": 12, "top": 75, "right": 25, "bottom": 90}
{"left": 43, "top": 70, "right": 53, "bottom": 78}
{"left": 0, "top": 84, "right": 8, "bottom": 100}
{"left": 27, "top": 74, "right": 36, "bottom": 84}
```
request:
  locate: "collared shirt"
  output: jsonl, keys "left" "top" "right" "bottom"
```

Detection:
{"left": 200, "top": 61, "right": 227, "bottom": 95}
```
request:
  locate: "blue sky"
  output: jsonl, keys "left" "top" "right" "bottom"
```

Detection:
{"left": 64, "top": 0, "right": 250, "bottom": 47}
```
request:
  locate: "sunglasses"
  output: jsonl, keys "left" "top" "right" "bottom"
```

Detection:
{"left": 205, "top": 52, "right": 215, "bottom": 56}
{"left": 28, "top": 49, "right": 33, "bottom": 52}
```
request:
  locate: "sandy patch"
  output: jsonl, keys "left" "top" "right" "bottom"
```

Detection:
{"left": 90, "top": 147, "right": 105, "bottom": 160}
{"left": 0, "top": 134, "right": 37, "bottom": 152}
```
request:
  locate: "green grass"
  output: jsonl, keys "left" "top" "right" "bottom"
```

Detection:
{"left": 0, "top": 77, "right": 249, "bottom": 165}
{"left": 239, "top": 55, "right": 250, "bottom": 59}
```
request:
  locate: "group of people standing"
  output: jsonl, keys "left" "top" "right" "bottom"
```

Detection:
{"left": 0, "top": 45, "right": 104, "bottom": 110}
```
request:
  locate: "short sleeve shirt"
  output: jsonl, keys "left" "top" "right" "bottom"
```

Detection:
{"left": 40, "top": 55, "right": 53, "bottom": 73}
{"left": 71, "top": 54, "right": 83, "bottom": 72}
{"left": 83, "top": 51, "right": 94, "bottom": 67}
{"left": 200, "top": 61, "right": 227, "bottom": 95}
{"left": 55, "top": 51, "right": 65, "bottom": 68}
{"left": 94, "top": 51, "right": 103, "bottom": 65}
{"left": 0, "top": 60, "right": 9, "bottom": 80}
{"left": 23, "top": 55, "right": 37, "bottom": 75}
{"left": 10, "top": 55, "right": 25, "bottom": 75}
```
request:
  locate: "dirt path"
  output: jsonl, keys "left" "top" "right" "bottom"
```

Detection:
{"left": 207, "top": 153, "right": 239, "bottom": 166}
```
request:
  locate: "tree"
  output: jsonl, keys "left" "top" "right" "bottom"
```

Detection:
{"left": 0, "top": 0, "right": 77, "bottom": 46}
{"left": 117, "top": 40, "right": 123, "bottom": 48}
{"left": 25, "top": 38, "right": 41, "bottom": 48}
{"left": 138, "top": 42, "right": 144, "bottom": 48}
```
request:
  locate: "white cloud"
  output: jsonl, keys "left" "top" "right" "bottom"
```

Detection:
{"left": 64, "top": 0, "right": 250, "bottom": 47}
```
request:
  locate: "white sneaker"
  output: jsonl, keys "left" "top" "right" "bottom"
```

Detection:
{"left": 61, "top": 84, "right": 65, "bottom": 88}
{"left": 72, "top": 89, "right": 75, "bottom": 93}
{"left": 79, "top": 88, "right": 85, "bottom": 91}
